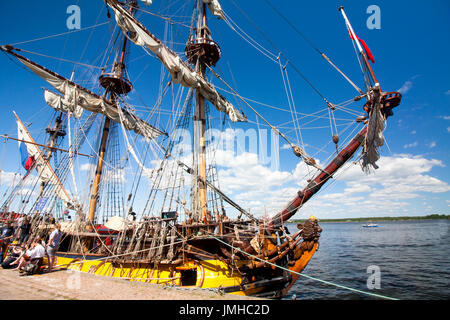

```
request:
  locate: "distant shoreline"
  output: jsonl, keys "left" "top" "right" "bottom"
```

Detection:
{"left": 289, "top": 214, "right": 449, "bottom": 223}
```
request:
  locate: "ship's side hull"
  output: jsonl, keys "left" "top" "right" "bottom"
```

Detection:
{"left": 55, "top": 242, "right": 319, "bottom": 298}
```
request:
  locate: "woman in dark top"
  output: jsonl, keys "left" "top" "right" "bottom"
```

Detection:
{"left": 18, "top": 217, "right": 31, "bottom": 245}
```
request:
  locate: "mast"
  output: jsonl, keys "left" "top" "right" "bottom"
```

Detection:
{"left": 197, "top": 2, "right": 209, "bottom": 224}
{"left": 45, "top": 113, "right": 65, "bottom": 161}
{"left": 87, "top": 0, "right": 136, "bottom": 226}
{"left": 186, "top": 1, "right": 221, "bottom": 223}
{"left": 338, "top": 6, "right": 378, "bottom": 89}
{"left": 39, "top": 112, "right": 66, "bottom": 201}
{"left": 87, "top": 117, "right": 110, "bottom": 223}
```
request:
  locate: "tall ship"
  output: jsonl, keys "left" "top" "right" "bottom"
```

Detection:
{"left": 0, "top": 0, "right": 401, "bottom": 298}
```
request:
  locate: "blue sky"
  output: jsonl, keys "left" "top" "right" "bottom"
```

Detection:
{"left": 0, "top": 0, "right": 449, "bottom": 220}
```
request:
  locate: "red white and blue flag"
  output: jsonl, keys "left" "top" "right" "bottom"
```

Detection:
{"left": 17, "top": 121, "right": 35, "bottom": 171}
{"left": 14, "top": 114, "right": 73, "bottom": 207}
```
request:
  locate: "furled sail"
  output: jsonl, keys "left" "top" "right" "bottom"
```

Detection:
{"left": 106, "top": 0, "right": 246, "bottom": 122}
{"left": 203, "top": 0, "right": 225, "bottom": 19}
{"left": 0, "top": 46, "right": 165, "bottom": 140}
{"left": 44, "top": 89, "right": 83, "bottom": 119}
{"left": 15, "top": 112, "right": 75, "bottom": 209}
{"left": 140, "top": 0, "right": 152, "bottom": 6}
{"left": 361, "top": 86, "right": 385, "bottom": 172}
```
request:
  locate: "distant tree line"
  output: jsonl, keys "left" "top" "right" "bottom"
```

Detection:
{"left": 290, "top": 214, "right": 449, "bottom": 223}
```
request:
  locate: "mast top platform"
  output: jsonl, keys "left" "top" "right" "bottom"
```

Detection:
{"left": 185, "top": 25, "right": 221, "bottom": 67}
{"left": 99, "top": 73, "right": 133, "bottom": 95}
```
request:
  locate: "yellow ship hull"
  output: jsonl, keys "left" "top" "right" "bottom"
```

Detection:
{"left": 54, "top": 241, "right": 318, "bottom": 297}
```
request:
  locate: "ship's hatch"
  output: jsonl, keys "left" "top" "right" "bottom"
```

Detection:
{"left": 180, "top": 269, "right": 197, "bottom": 286}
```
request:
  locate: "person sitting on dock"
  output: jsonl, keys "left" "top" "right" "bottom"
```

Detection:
{"left": 1, "top": 245, "right": 24, "bottom": 269}
{"left": 12, "top": 236, "right": 46, "bottom": 274}
{"left": 0, "top": 221, "right": 15, "bottom": 263}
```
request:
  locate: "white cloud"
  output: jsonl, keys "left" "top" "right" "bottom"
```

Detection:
{"left": 80, "top": 163, "right": 95, "bottom": 172}
{"left": 0, "top": 170, "right": 22, "bottom": 186}
{"left": 213, "top": 146, "right": 450, "bottom": 219}
{"left": 0, "top": 170, "right": 38, "bottom": 188}
{"left": 14, "top": 187, "right": 36, "bottom": 197}
{"left": 398, "top": 80, "right": 413, "bottom": 94}
{"left": 216, "top": 150, "right": 292, "bottom": 194}
{"left": 428, "top": 141, "right": 436, "bottom": 148}
{"left": 315, "top": 155, "right": 450, "bottom": 217}
{"left": 403, "top": 141, "right": 418, "bottom": 148}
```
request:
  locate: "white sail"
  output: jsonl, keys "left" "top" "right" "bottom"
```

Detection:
{"left": 107, "top": 0, "right": 246, "bottom": 123}
{"left": 140, "top": 0, "right": 152, "bottom": 6}
{"left": 13, "top": 54, "right": 165, "bottom": 140}
{"left": 203, "top": 0, "right": 225, "bottom": 20}
{"left": 117, "top": 106, "right": 154, "bottom": 180}
{"left": 44, "top": 89, "right": 83, "bottom": 118}
{"left": 16, "top": 113, "right": 74, "bottom": 209}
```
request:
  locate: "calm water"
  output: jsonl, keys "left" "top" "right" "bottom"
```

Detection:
{"left": 286, "top": 219, "right": 450, "bottom": 300}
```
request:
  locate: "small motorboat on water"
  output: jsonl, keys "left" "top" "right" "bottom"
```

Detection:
{"left": 363, "top": 223, "right": 378, "bottom": 228}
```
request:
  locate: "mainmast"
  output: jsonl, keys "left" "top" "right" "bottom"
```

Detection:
{"left": 87, "top": 0, "right": 136, "bottom": 226}
{"left": 185, "top": 1, "right": 221, "bottom": 223}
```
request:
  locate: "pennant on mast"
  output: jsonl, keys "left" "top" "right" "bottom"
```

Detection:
{"left": 348, "top": 31, "right": 375, "bottom": 64}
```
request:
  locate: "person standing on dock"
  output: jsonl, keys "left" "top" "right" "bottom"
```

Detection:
{"left": 18, "top": 217, "right": 31, "bottom": 245}
{"left": 46, "top": 223, "right": 62, "bottom": 272}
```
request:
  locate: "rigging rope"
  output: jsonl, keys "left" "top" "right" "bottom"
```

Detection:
{"left": 262, "top": 0, "right": 364, "bottom": 95}
{"left": 227, "top": 0, "right": 333, "bottom": 108}
{"left": 209, "top": 235, "right": 399, "bottom": 300}
{"left": 205, "top": 64, "right": 323, "bottom": 172}
{"left": 8, "top": 22, "right": 109, "bottom": 46}
{"left": 13, "top": 48, "right": 104, "bottom": 70}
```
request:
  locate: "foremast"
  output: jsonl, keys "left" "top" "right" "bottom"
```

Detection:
{"left": 11, "top": 111, "right": 74, "bottom": 211}
{"left": 38, "top": 112, "right": 66, "bottom": 205}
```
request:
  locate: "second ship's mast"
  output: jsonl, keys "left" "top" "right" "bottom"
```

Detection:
{"left": 186, "top": 1, "right": 221, "bottom": 223}
{"left": 86, "top": 0, "right": 136, "bottom": 227}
